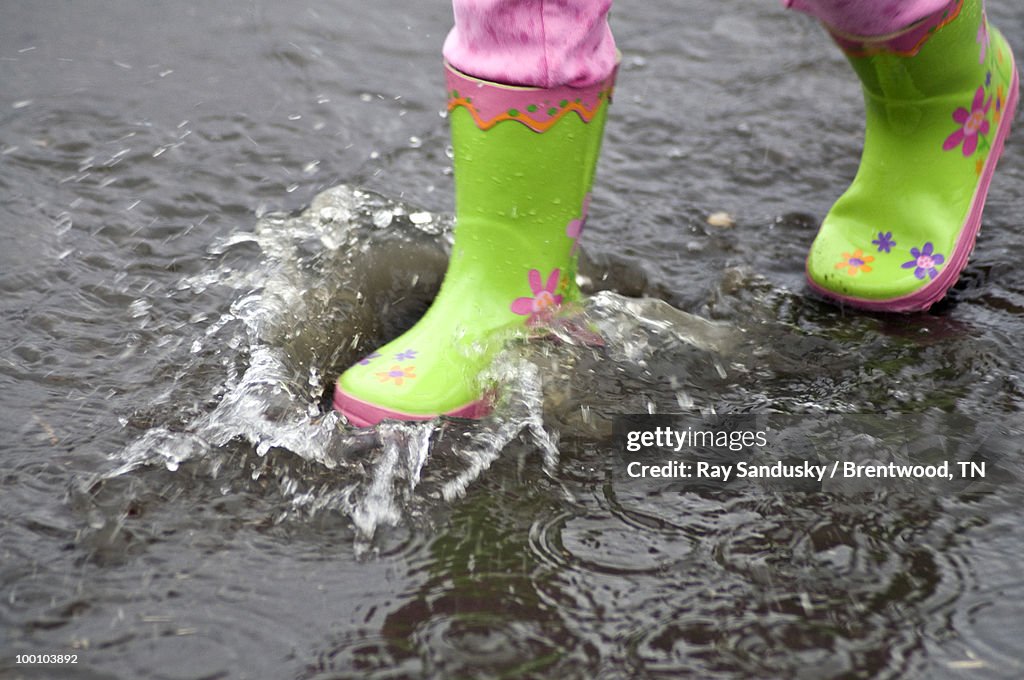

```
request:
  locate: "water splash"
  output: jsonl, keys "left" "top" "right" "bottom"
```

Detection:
{"left": 95, "top": 185, "right": 734, "bottom": 544}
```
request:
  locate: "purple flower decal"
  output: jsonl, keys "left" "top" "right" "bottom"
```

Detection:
{"left": 358, "top": 351, "right": 382, "bottom": 366}
{"left": 943, "top": 86, "right": 991, "bottom": 157}
{"left": 901, "top": 242, "right": 945, "bottom": 280}
{"left": 511, "top": 268, "right": 563, "bottom": 325}
{"left": 566, "top": 194, "right": 591, "bottom": 254}
{"left": 872, "top": 231, "right": 896, "bottom": 253}
{"left": 394, "top": 349, "right": 417, "bottom": 361}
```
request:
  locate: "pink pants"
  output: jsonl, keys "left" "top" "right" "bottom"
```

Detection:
{"left": 443, "top": 0, "right": 955, "bottom": 87}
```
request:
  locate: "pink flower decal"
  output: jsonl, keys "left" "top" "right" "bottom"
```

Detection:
{"left": 977, "top": 15, "right": 989, "bottom": 64}
{"left": 566, "top": 194, "right": 591, "bottom": 254}
{"left": 511, "top": 269, "right": 563, "bottom": 325}
{"left": 943, "top": 86, "right": 991, "bottom": 157}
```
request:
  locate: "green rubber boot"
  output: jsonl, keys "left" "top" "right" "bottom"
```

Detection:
{"left": 806, "top": 0, "right": 1018, "bottom": 311}
{"left": 334, "top": 63, "right": 615, "bottom": 426}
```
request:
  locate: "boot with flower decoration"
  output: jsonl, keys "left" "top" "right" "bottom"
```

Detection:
{"left": 801, "top": 0, "right": 1018, "bottom": 311}
{"left": 333, "top": 63, "right": 615, "bottom": 426}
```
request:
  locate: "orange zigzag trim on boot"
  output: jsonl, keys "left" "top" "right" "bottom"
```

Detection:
{"left": 447, "top": 93, "right": 609, "bottom": 133}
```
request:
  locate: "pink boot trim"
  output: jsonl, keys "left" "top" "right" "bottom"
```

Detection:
{"left": 805, "top": 61, "right": 1020, "bottom": 313}
{"left": 445, "top": 61, "right": 617, "bottom": 133}
{"left": 334, "top": 386, "right": 493, "bottom": 428}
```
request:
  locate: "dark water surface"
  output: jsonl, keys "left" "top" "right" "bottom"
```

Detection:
{"left": 4, "top": 1, "right": 1024, "bottom": 678}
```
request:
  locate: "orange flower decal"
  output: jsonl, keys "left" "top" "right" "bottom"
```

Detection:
{"left": 376, "top": 365, "right": 416, "bottom": 386}
{"left": 994, "top": 84, "right": 1005, "bottom": 125}
{"left": 835, "top": 249, "right": 874, "bottom": 276}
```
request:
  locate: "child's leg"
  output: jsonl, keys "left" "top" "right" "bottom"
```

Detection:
{"left": 784, "top": 0, "right": 952, "bottom": 36}
{"left": 443, "top": 0, "right": 617, "bottom": 88}
{"left": 786, "top": 0, "right": 1018, "bottom": 311}
{"left": 334, "top": 1, "right": 617, "bottom": 426}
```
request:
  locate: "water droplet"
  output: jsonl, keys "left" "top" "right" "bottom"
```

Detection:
{"left": 373, "top": 209, "right": 394, "bottom": 228}
{"left": 129, "top": 299, "right": 152, "bottom": 318}
{"left": 54, "top": 213, "right": 73, "bottom": 235}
